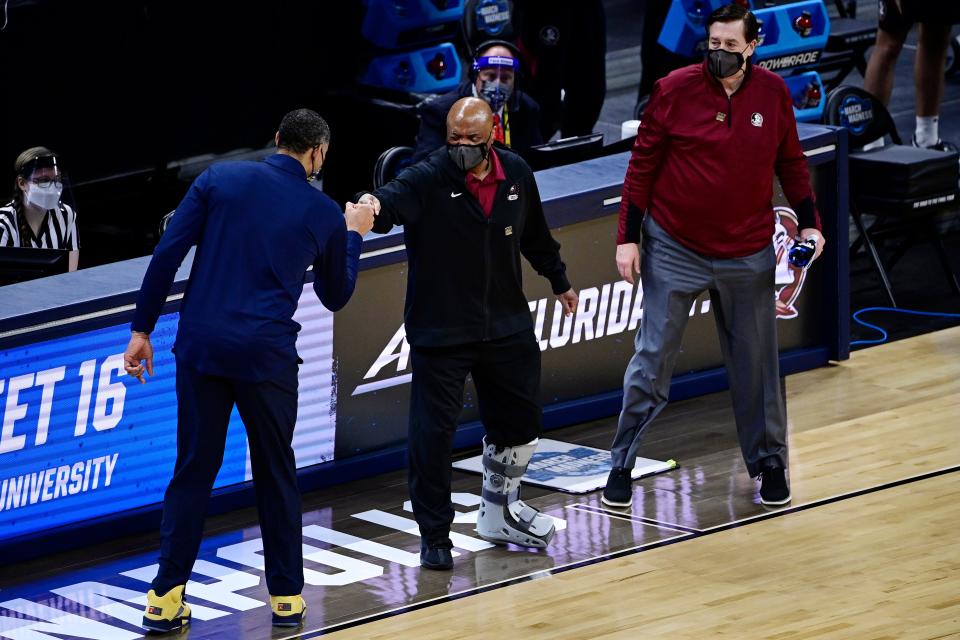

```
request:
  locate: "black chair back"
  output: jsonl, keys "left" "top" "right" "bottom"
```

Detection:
{"left": 462, "top": 0, "right": 517, "bottom": 53}
{"left": 823, "top": 85, "right": 902, "bottom": 149}
{"left": 373, "top": 146, "right": 415, "bottom": 190}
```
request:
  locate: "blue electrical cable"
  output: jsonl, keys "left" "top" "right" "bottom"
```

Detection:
{"left": 851, "top": 306, "right": 960, "bottom": 346}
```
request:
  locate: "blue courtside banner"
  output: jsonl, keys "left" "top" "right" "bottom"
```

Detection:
{"left": 0, "top": 287, "right": 336, "bottom": 542}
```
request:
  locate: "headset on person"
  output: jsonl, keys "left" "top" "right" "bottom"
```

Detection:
{"left": 469, "top": 39, "right": 522, "bottom": 81}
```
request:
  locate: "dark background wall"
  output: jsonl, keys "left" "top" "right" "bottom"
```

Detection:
{"left": 0, "top": 1, "right": 370, "bottom": 177}
{"left": 0, "top": 1, "right": 395, "bottom": 264}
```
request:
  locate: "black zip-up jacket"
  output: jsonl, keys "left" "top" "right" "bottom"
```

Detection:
{"left": 371, "top": 146, "right": 571, "bottom": 348}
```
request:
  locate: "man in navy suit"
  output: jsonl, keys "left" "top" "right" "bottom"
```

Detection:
{"left": 122, "top": 109, "right": 374, "bottom": 631}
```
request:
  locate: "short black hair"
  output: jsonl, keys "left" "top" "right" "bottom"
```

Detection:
{"left": 706, "top": 3, "right": 760, "bottom": 43}
{"left": 277, "top": 108, "right": 330, "bottom": 154}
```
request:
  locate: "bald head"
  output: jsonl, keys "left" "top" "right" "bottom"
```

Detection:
{"left": 446, "top": 97, "right": 494, "bottom": 145}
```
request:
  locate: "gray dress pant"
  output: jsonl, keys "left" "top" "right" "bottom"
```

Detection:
{"left": 611, "top": 215, "right": 787, "bottom": 477}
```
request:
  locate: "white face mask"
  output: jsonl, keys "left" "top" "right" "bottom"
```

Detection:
{"left": 25, "top": 183, "right": 62, "bottom": 211}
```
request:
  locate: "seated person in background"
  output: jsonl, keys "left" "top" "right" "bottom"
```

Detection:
{"left": 411, "top": 40, "right": 542, "bottom": 163}
{"left": 0, "top": 147, "right": 80, "bottom": 271}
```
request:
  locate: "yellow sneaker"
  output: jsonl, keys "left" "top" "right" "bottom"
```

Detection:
{"left": 142, "top": 584, "right": 191, "bottom": 632}
{"left": 270, "top": 594, "right": 307, "bottom": 627}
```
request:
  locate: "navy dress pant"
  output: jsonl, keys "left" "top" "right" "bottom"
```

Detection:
{"left": 152, "top": 358, "right": 303, "bottom": 596}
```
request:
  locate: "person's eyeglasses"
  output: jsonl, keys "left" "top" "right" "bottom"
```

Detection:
{"left": 30, "top": 177, "right": 63, "bottom": 188}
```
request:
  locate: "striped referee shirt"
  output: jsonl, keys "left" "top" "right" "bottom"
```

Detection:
{"left": 0, "top": 200, "right": 80, "bottom": 250}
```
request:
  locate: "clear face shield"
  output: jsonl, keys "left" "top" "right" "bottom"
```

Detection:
{"left": 474, "top": 55, "right": 519, "bottom": 112}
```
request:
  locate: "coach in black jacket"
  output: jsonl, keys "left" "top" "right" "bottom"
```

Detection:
{"left": 361, "top": 98, "right": 577, "bottom": 570}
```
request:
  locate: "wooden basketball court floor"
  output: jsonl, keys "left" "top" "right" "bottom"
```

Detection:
{"left": 0, "top": 327, "right": 957, "bottom": 639}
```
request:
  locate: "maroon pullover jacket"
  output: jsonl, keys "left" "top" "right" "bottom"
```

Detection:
{"left": 617, "top": 60, "right": 821, "bottom": 257}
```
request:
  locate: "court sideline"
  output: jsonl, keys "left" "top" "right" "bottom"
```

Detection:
{"left": 0, "top": 327, "right": 957, "bottom": 639}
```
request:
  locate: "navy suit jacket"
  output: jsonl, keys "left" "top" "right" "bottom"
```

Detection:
{"left": 132, "top": 154, "right": 362, "bottom": 381}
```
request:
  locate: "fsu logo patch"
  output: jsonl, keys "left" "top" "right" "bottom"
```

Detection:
{"left": 773, "top": 206, "right": 808, "bottom": 319}
{"left": 540, "top": 25, "right": 560, "bottom": 46}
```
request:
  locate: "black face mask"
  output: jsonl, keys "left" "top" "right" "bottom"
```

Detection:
{"left": 706, "top": 46, "right": 748, "bottom": 79}
{"left": 447, "top": 137, "right": 490, "bottom": 172}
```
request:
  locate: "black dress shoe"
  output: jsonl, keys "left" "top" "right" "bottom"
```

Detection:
{"left": 420, "top": 542, "right": 454, "bottom": 570}
{"left": 601, "top": 467, "right": 633, "bottom": 508}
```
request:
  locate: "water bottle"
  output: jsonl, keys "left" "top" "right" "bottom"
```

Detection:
{"left": 788, "top": 236, "right": 818, "bottom": 268}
